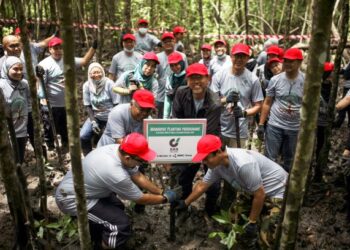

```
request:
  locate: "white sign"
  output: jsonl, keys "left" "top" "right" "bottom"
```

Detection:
{"left": 144, "top": 119, "right": 207, "bottom": 163}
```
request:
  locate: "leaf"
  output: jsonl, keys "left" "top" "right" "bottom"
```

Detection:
{"left": 34, "top": 220, "right": 41, "bottom": 228}
{"left": 212, "top": 214, "right": 230, "bottom": 224}
{"left": 240, "top": 214, "right": 249, "bottom": 222}
{"left": 232, "top": 224, "right": 245, "bottom": 234}
{"left": 56, "top": 230, "right": 65, "bottom": 242}
{"left": 37, "top": 227, "right": 44, "bottom": 239}
{"left": 226, "top": 230, "right": 237, "bottom": 249}
{"left": 68, "top": 229, "right": 76, "bottom": 238}
{"left": 209, "top": 232, "right": 219, "bottom": 238}
{"left": 46, "top": 223, "right": 61, "bottom": 229}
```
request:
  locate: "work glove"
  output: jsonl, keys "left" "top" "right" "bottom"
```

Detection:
{"left": 240, "top": 222, "right": 259, "bottom": 250}
{"left": 91, "top": 120, "right": 101, "bottom": 134}
{"left": 173, "top": 199, "right": 187, "bottom": 210}
{"left": 233, "top": 106, "right": 246, "bottom": 118}
{"left": 35, "top": 65, "right": 45, "bottom": 78}
{"left": 53, "top": 29, "right": 60, "bottom": 37}
{"left": 92, "top": 40, "right": 98, "bottom": 49}
{"left": 226, "top": 90, "right": 240, "bottom": 103}
{"left": 256, "top": 124, "right": 265, "bottom": 141}
{"left": 162, "top": 186, "right": 183, "bottom": 203}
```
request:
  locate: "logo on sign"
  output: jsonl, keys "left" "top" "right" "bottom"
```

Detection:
{"left": 169, "top": 138, "right": 180, "bottom": 153}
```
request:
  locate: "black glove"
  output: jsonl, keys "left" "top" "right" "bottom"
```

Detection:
{"left": 162, "top": 186, "right": 183, "bottom": 203}
{"left": 92, "top": 40, "right": 98, "bottom": 49}
{"left": 233, "top": 106, "right": 246, "bottom": 118}
{"left": 226, "top": 90, "right": 240, "bottom": 103}
{"left": 35, "top": 65, "right": 45, "bottom": 78}
{"left": 91, "top": 120, "right": 101, "bottom": 135}
{"left": 174, "top": 199, "right": 187, "bottom": 210}
{"left": 257, "top": 124, "right": 265, "bottom": 141}
{"left": 240, "top": 222, "right": 259, "bottom": 249}
{"left": 53, "top": 29, "right": 60, "bottom": 37}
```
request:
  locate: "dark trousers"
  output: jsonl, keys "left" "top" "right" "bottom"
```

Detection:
{"left": 174, "top": 163, "right": 221, "bottom": 216}
{"left": 42, "top": 106, "right": 68, "bottom": 147}
{"left": 27, "top": 112, "right": 47, "bottom": 160}
{"left": 16, "top": 137, "right": 27, "bottom": 164}
{"left": 88, "top": 194, "right": 131, "bottom": 249}
{"left": 80, "top": 118, "right": 106, "bottom": 156}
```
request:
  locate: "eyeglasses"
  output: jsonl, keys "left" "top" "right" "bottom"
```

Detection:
{"left": 133, "top": 101, "right": 153, "bottom": 115}
{"left": 8, "top": 43, "right": 21, "bottom": 49}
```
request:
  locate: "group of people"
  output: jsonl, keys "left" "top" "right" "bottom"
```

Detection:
{"left": 0, "top": 18, "right": 349, "bottom": 249}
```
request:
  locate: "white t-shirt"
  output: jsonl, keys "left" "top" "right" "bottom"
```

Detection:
{"left": 209, "top": 55, "right": 232, "bottom": 76}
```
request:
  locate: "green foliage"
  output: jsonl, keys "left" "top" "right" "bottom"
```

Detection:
{"left": 35, "top": 215, "right": 79, "bottom": 244}
{"left": 208, "top": 209, "right": 248, "bottom": 250}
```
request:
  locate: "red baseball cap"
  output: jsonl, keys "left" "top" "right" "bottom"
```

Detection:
{"left": 231, "top": 43, "right": 250, "bottom": 56}
{"left": 168, "top": 52, "right": 183, "bottom": 64}
{"left": 283, "top": 48, "right": 303, "bottom": 60}
{"left": 192, "top": 135, "right": 222, "bottom": 162}
{"left": 173, "top": 26, "right": 186, "bottom": 34}
{"left": 14, "top": 27, "right": 21, "bottom": 35}
{"left": 268, "top": 57, "right": 283, "bottom": 66}
{"left": 143, "top": 52, "right": 160, "bottom": 64}
{"left": 132, "top": 89, "right": 155, "bottom": 108}
{"left": 324, "top": 62, "right": 334, "bottom": 72}
{"left": 123, "top": 33, "right": 136, "bottom": 41}
{"left": 48, "top": 37, "right": 63, "bottom": 47}
{"left": 186, "top": 63, "right": 209, "bottom": 77}
{"left": 214, "top": 40, "right": 226, "bottom": 46}
{"left": 201, "top": 44, "right": 212, "bottom": 50}
{"left": 161, "top": 32, "right": 175, "bottom": 40}
{"left": 120, "top": 133, "right": 156, "bottom": 161}
{"left": 138, "top": 19, "right": 149, "bottom": 25}
{"left": 266, "top": 45, "right": 280, "bottom": 56}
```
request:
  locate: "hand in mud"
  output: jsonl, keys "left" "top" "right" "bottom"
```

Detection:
{"left": 257, "top": 124, "right": 265, "bottom": 141}
{"left": 163, "top": 186, "right": 183, "bottom": 203}
{"left": 226, "top": 90, "right": 240, "bottom": 103}
{"left": 35, "top": 65, "right": 45, "bottom": 78}
{"left": 240, "top": 222, "right": 259, "bottom": 248}
{"left": 173, "top": 200, "right": 187, "bottom": 210}
{"left": 233, "top": 106, "right": 245, "bottom": 118}
{"left": 91, "top": 120, "right": 101, "bottom": 135}
{"left": 92, "top": 40, "right": 98, "bottom": 49}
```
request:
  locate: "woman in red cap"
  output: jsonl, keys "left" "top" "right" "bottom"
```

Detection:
{"left": 163, "top": 52, "right": 187, "bottom": 119}
{"left": 113, "top": 52, "right": 159, "bottom": 104}
{"left": 198, "top": 44, "right": 212, "bottom": 69}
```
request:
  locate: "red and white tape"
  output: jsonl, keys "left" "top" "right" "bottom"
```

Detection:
{"left": 0, "top": 18, "right": 312, "bottom": 40}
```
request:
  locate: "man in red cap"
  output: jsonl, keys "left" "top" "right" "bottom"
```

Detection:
{"left": 211, "top": 43, "right": 264, "bottom": 148}
{"left": 198, "top": 44, "right": 212, "bottom": 69}
{"left": 56, "top": 132, "right": 181, "bottom": 249}
{"left": 37, "top": 37, "right": 96, "bottom": 151}
{"left": 98, "top": 89, "right": 156, "bottom": 147}
{"left": 173, "top": 26, "right": 186, "bottom": 52}
{"left": 209, "top": 39, "right": 232, "bottom": 77}
{"left": 258, "top": 47, "right": 304, "bottom": 172}
{"left": 109, "top": 33, "right": 142, "bottom": 81}
{"left": 135, "top": 19, "right": 161, "bottom": 53}
{"left": 156, "top": 32, "right": 188, "bottom": 118}
{"left": 175, "top": 134, "right": 288, "bottom": 249}
{"left": 171, "top": 63, "right": 222, "bottom": 216}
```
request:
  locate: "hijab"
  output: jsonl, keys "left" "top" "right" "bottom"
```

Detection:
{"left": 169, "top": 60, "right": 186, "bottom": 89}
{"left": 88, "top": 62, "right": 107, "bottom": 95}
{"left": 0, "top": 56, "right": 26, "bottom": 90}
{"left": 124, "top": 59, "right": 156, "bottom": 91}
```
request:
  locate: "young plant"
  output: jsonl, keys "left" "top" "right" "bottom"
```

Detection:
{"left": 208, "top": 209, "right": 248, "bottom": 250}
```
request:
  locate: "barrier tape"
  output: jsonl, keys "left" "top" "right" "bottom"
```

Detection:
{"left": 0, "top": 18, "right": 313, "bottom": 40}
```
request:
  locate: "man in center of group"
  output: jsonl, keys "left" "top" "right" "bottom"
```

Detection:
{"left": 135, "top": 19, "right": 161, "bottom": 54}
{"left": 211, "top": 43, "right": 264, "bottom": 148}
{"left": 172, "top": 63, "right": 221, "bottom": 216}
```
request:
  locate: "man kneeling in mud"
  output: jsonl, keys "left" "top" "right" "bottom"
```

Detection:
{"left": 175, "top": 134, "right": 288, "bottom": 249}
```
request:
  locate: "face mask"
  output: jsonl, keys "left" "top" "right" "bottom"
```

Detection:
{"left": 124, "top": 48, "right": 134, "bottom": 53}
{"left": 217, "top": 53, "right": 226, "bottom": 60}
{"left": 139, "top": 28, "right": 148, "bottom": 35}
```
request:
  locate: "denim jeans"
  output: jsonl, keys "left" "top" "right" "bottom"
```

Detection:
{"left": 265, "top": 124, "right": 299, "bottom": 172}
{"left": 80, "top": 118, "right": 106, "bottom": 156}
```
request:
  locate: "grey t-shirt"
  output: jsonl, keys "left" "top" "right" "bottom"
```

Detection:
{"left": 0, "top": 79, "right": 31, "bottom": 137}
{"left": 38, "top": 56, "right": 83, "bottom": 107}
{"left": 82, "top": 78, "right": 118, "bottom": 121}
{"left": 211, "top": 67, "right": 264, "bottom": 138}
{"left": 97, "top": 103, "right": 143, "bottom": 147}
{"left": 55, "top": 144, "right": 143, "bottom": 215}
{"left": 209, "top": 55, "right": 232, "bottom": 76}
{"left": 135, "top": 33, "right": 161, "bottom": 53}
{"left": 156, "top": 51, "right": 188, "bottom": 102}
{"left": 203, "top": 148, "right": 288, "bottom": 199}
{"left": 109, "top": 51, "right": 142, "bottom": 79}
{"left": 115, "top": 71, "right": 158, "bottom": 104}
{"left": 266, "top": 72, "right": 305, "bottom": 130}
{"left": 175, "top": 41, "right": 184, "bottom": 52}
{"left": 20, "top": 42, "right": 44, "bottom": 79}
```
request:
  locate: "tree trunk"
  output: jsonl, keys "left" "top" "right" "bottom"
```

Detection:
{"left": 0, "top": 95, "right": 31, "bottom": 249}
{"left": 278, "top": 0, "right": 336, "bottom": 249}
{"left": 316, "top": 1, "right": 349, "bottom": 185}
{"left": 198, "top": 0, "right": 204, "bottom": 46}
{"left": 57, "top": 0, "right": 92, "bottom": 248}
{"left": 244, "top": 0, "right": 249, "bottom": 43}
{"left": 123, "top": 0, "right": 131, "bottom": 31}
{"left": 97, "top": 0, "right": 104, "bottom": 62}
{"left": 150, "top": 0, "right": 155, "bottom": 27}
{"left": 283, "top": 0, "right": 294, "bottom": 47}
{"left": 14, "top": 0, "right": 48, "bottom": 218}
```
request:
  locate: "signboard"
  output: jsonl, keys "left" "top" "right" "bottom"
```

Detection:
{"left": 144, "top": 119, "right": 207, "bottom": 163}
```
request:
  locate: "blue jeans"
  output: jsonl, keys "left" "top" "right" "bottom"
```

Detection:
{"left": 80, "top": 118, "right": 106, "bottom": 156}
{"left": 265, "top": 124, "right": 298, "bottom": 172}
